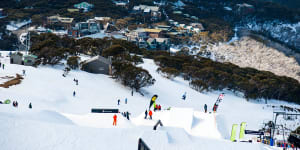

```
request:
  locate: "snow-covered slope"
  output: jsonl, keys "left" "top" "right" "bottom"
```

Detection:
{"left": 0, "top": 52, "right": 298, "bottom": 150}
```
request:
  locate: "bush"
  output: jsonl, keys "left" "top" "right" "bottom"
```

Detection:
{"left": 67, "top": 56, "right": 80, "bottom": 69}
{"left": 157, "top": 67, "right": 180, "bottom": 79}
{"left": 112, "top": 61, "right": 155, "bottom": 91}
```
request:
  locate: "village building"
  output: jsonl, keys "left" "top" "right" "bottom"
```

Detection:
{"left": 74, "top": 2, "right": 94, "bottom": 12}
{"left": 10, "top": 53, "right": 37, "bottom": 66}
{"left": 47, "top": 15, "right": 74, "bottom": 30}
{"left": 0, "top": 8, "right": 3, "bottom": 17}
{"left": 114, "top": 2, "right": 128, "bottom": 9}
{"left": 236, "top": 3, "right": 255, "bottom": 15}
{"left": 132, "top": 5, "right": 161, "bottom": 20}
{"left": 10, "top": 52, "right": 23, "bottom": 65}
{"left": 67, "top": 9, "right": 79, "bottom": 13}
{"left": 68, "top": 17, "right": 104, "bottom": 38}
{"left": 81, "top": 56, "right": 112, "bottom": 75}
{"left": 23, "top": 55, "right": 37, "bottom": 66}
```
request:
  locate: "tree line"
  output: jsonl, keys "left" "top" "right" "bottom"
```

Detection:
{"left": 152, "top": 52, "right": 300, "bottom": 104}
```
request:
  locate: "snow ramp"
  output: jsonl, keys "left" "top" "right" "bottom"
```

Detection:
{"left": 132, "top": 107, "right": 223, "bottom": 139}
{"left": 188, "top": 111, "right": 222, "bottom": 139}
{"left": 132, "top": 107, "right": 194, "bottom": 131}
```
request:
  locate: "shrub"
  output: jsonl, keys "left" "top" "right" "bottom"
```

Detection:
{"left": 67, "top": 56, "right": 80, "bottom": 69}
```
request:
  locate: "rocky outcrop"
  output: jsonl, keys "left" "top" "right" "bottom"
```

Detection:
{"left": 207, "top": 36, "right": 300, "bottom": 82}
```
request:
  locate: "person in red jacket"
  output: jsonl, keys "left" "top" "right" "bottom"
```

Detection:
{"left": 149, "top": 110, "right": 153, "bottom": 120}
{"left": 113, "top": 114, "right": 117, "bottom": 126}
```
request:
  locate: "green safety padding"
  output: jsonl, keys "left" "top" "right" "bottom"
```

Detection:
{"left": 231, "top": 124, "right": 238, "bottom": 142}
{"left": 4, "top": 99, "right": 11, "bottom": 104}
{"left": 239, "top": 122, "right": 247, "bottom": 139}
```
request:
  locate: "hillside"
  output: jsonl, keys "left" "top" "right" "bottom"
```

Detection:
{"left": 0, "top": 51, "right": 299, "bottom": 149}
{"left": 207, "top": 36, "right": 300, "bottom": 82}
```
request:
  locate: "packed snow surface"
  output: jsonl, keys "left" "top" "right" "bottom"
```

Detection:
{"left": 0, "top": 51, "right": 297, "bottom": 150}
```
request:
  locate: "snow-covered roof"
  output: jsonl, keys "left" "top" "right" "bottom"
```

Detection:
{"left": 144, "top": 8, "right": 150, "bottom": 13}
{"left": 133, "top": 5, "right": 159, "bottom": 12}
{"left": 84, "top": 55, "right": 111, "bottom": 65}
{"left": 224, "top": 7, "right": 232, "bottom": 11}
{"left": 156, "top": 38, "right": 169, "bottom": 43}
{"left": 6, "top": 20, "right": 32, "bottom": 31}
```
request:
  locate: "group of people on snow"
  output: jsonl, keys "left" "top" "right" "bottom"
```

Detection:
{"left": 144, "top": 110, "right": 153, "bottom": 120}
{"left": 117, "top": 98, "right": 128, "bottom": 105}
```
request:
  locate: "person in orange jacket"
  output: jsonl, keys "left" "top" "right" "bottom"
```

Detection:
{"left": 149, "top": 110, "right": 153, "bottom": 120}
{"left": 113, "top": 114, "right": 117, "bottom": 126}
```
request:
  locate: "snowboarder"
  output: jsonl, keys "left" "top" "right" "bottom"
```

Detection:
{"left": 213, "top": 103, "right": 218, "bottom": 113}
{"left": 126, "top": 111, "right": 130, "bottom": 120}
{"left": 144, "top": 110, "right": 148, "bottom": 119}
{"left": 118, "top": 99, "right": 120, "bottom": 105}
{"left": 113, "top": 114, "right": 117, "bottom": 126}
{"left": 204, "top": 104, "right": 207, "bottom": 113}
{"left": 154, "top": 104, "right": 157, "bottom": 111}
{"left": 149, "top": 110, "right": 153, "bottom": 120}
{"left": 29, "top": 102, "right": 32, "bottom": 109}
{"left": 22, "top": 70, "right": 26, "bottom": 76}
{"left": 182, "top": 92, "right": 186, "bottom": 100}
{"left": 73, "top": 91, "right": 76, "bottom": 97}
{"left": 125, "top": 98, "right": 127, "bottom": 104}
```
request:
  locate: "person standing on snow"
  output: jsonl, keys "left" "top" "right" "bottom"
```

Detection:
{"left": 149, "top": 110, "right": 153, "bottom": 120}
{"left": 2, "top": 64, "right": 4, "bottom": 70}
{"left": 113, "top": 114, "right": 117, "bottom": 126}
{"left": 204, "top": 104, "right": 207, "bottom": 113}
{"left": 73, "top": 91, "right": 76, "bottom": 97}
{"left": 126, "top": 111, "right": 130, "bottom": 120}
{"left": 182, "top": 92, "right": 187, "bottom": 100}
{"left": 118, "top": 99, "right": 120, "bottom": 105}
{"left": 144, "top": 110, "right": 148, "bottom": 119}
{"left": 125, "top": 98, "right": 127, "bottom": 104}
{"left": 29, "top": 102, "right": 32, "bottom": 109}
{"left": 22, "top": 70, "right": 26, "bottom": 76}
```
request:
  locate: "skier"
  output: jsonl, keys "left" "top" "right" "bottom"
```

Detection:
{"left": 76, "top": 79, "right": 78, "bottom": 85}
{"left": 213, "top": 103, "right": 218, "bottom": 113}
{"left": 149, "top": 110, "right": 153, "bottom": 120}
{"left": 131, "top": 90, "right": 133, "bottom": 96}
{"left": 73, "top": 91, "right": 76, "bottom": 97}
{"left": 182, "top": 92, "right": 186, "bottom": 100}
{"left": 118, "top": 99, "right": 120, "bottom": 105}
{"left": 125, "top": 98, "right": 127, "bottom": 104}
{"left": 113, "top": 114, "right": 117, "bottom": 126}
{"left": 204, "top": 104, "right": 207, "bottom": 113}
{"left": 126, "top": 111, "right": 130, "bottom": 120}
{"left": 144, "top": 110, "right": 148, "bottom": 119}
{"left": 29, "top": 102, "right": 32, "bottom": 109}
